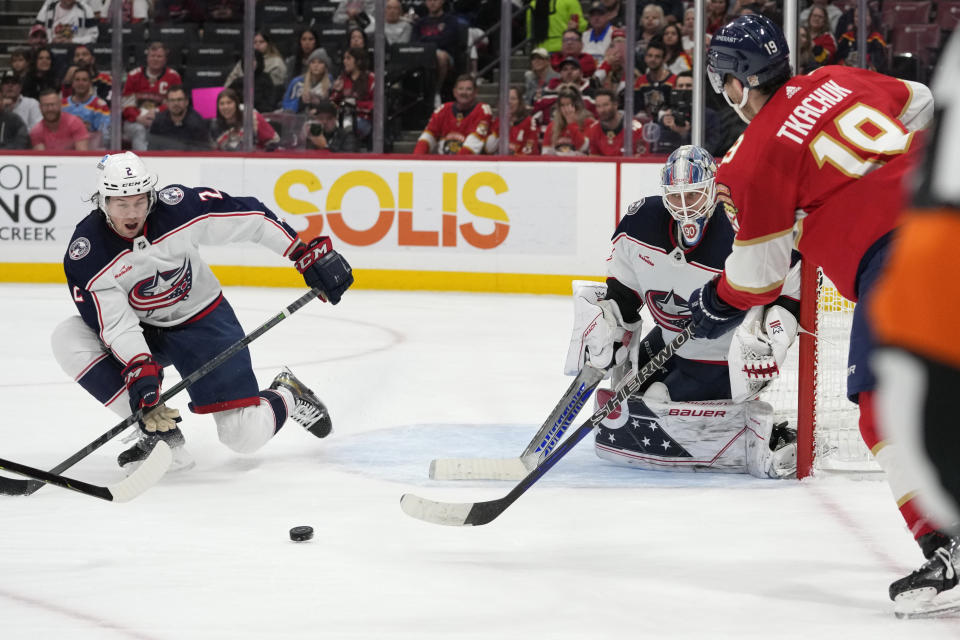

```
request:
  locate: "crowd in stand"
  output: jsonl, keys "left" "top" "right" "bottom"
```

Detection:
{"left": 0, "top": 0, "right": 952, "bottom": 154}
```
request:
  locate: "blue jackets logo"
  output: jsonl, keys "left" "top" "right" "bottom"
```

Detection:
{"left": 128, "top": 259, "right": 193, "bottom": 311}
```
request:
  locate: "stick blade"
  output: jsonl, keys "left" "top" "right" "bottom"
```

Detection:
{"left": 0, "top": 475, "right": 41, "bottom": 496}
{"left": 428, "top": 456, "right": 532, "bottom": 481}
{"left": 106, "top": 441, "right": 173, "bottom": 502}
{"left": 400, "top": 493, "right": 476, "bottom": 526}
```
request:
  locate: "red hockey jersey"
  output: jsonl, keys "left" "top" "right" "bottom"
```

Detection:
{"left": 585, "top": 117, "right": 647, "bottom": 156}
{"left": 486, "top": 115, "right": 540, "bottom": 155}
{"left": 413, "top": 101, "right": 493, "bottom": 155}
{"left": 714, "top": 66, "right": 932, "bottom": 308}
{"left": 121, "top": 66, "right": 182, "bottom": 122}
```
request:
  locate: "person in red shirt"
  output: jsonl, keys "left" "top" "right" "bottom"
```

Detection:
{"left": 122, "top": 41, "right": 182, "bottom": 150}
{"left": 485, "top": 86, "right": 540, "bottom": 155}
{"left": 30, "top": 87, "right": 89, "bottom": 150}
{"left": 534, "top": 56, "right": 596, "bottom": 125}
{"left": 542, "top": 86, "right": 594, "bottom": 155}
{"left": 586, "top": 88, "right": 646, "bottom": 156}
{"left": 806, "top": 5, "right": 836, "bottom": 66}
{"left": 549, "top": 29, "right": 597, "bottom": 78}
{"left": 413, "top": 74, "right": 493, "bottom": 155}
{"left": 329, "top": 47, "right": 375, "bottom": 141}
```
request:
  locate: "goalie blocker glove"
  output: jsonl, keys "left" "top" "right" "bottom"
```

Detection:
{"left": 687, "top": 278, "right": 747, "bottom": 340}
{"left": 291, "top": 236, "right": 354, "bottom": 304}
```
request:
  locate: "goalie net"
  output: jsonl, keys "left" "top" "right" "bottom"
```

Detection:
{"left": 759, "top": 262, "right": 881, "bottom": 478}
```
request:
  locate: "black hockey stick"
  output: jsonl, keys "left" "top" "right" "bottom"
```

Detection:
{"left": 400, "top": 325, "right": 693, "bottom": 526}
{"left": 0, "top": 287, "right": 324, "bottom": 497}
{"left": 0, "top": 441, "right": 171, "bottom": 502}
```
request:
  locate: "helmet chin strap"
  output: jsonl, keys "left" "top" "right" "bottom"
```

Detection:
{"left": 723, "top": 82, "right": 752, "bottom": 124}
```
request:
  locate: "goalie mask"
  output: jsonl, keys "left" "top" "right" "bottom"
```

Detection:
{"left": 95, "top": 152, "right": 159, "bottom": 219}
{"left": 660, "top": 145, "right": 718, "bottom": 246}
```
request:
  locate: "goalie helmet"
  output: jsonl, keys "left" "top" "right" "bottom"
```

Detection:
{"left": 660, "top": 145, "right": 718, "bottom": 244}
{"left": 95, "top": 152, "right": 159, "bottom": 216}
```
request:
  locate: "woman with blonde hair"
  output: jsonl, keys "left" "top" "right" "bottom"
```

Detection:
{"left": 542, "top": 87, "right": 594, "bottom": 156}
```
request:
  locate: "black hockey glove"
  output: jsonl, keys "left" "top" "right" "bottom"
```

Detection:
{"left": 291, "top": 236, "right": 354, "bottom": 305}
{"left": 687, "top": 278, "right": 747, "bottom": 340}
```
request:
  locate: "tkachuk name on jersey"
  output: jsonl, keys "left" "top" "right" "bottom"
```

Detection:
{"left": 775, "top": 79, "right": 853, "bottom": 144}
{"left": 666, "top": 408, "right": 727, "bottom": 417}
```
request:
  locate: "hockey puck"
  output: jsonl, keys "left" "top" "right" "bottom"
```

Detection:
{"left": 289, "top": 526, "right": 314, "bottom": 542}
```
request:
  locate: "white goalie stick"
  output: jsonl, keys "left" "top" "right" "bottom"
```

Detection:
{"left": 0, "top": 442, "right": 172, "bottom": 502}
{"left": 428, "top": 365, "right": 606, "bottom": 481}
{"left": 401, "top": 325, "right": 693, "bottom": 526}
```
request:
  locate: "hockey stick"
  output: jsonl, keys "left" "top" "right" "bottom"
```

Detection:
{"left": 0, "top": 287, "right": 324, "bottom": 497}
{"left": 428, "top": 365, "right": 606, "bottom": 481}
{"left": 0, "top": 441, "right": 171, "bottom": 502}
{"left": 400, "top": 325, "right": 693, "bottom": 526}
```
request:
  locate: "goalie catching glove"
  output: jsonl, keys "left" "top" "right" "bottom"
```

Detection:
{"left": 564, "top": 281, "right": 642, "bottom": 374}
{"left": 121, "top": 354, "right": 181, "bottom": 433}
{"left": 291, "top": 236, "right": 354, "bottom": 304}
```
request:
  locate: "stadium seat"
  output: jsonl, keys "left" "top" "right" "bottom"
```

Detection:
{"left": 317, "top": 26, "right": 348, "bottom": 61}
{"left": 388, "top": 42, "right": 438, "bottom": 74}
{"left": 258, "top": 0, "right": 298, "bottom": 23}
{"left": 881, "top": 0, "right": 932, "bottom": 25}
{"left": 891, "top": 23, "right": 942, "bottom": 64}
{"left": 203, "top": 23, "right": 244, "bottom": 44}
{"left": 183, "top": 66, "right": 231, "bottom": 89}
{"left": 150, "top": 23, "right": 199, "bottom": 47}
{"left": 186, "top": 43, "right": 237, "bottom": 68}
{"left": 304, "top": 3, "right": 338, "bottom": 25}
{"left": 263, "top": 23, "right": 301, "bottom": 57}
{"left": 936, "top": 0, "right": 960, "bottom": 30}
{"left": 97, "top": 22, "right": 146, "bottom": 45}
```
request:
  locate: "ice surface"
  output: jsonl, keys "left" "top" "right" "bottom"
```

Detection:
{"left": 0, "top": 284, "right": 957, "bottom": 639}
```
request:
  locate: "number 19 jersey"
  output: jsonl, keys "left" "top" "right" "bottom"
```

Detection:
{"left": 714, "top": 65, "right": 933, "bottom": 308}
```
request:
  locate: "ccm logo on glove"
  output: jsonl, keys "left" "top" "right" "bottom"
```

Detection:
{"left": 290, "top": 236, "right": 354, "bottom": 305}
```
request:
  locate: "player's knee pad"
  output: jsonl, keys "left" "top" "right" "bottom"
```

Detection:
{"left": 593, "top": 390, "right": 792, "bottom": 478}
{"left": 214, "top": 401, "right": 277, "bottom": 454}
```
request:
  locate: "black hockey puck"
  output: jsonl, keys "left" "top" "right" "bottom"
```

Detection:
{"left": 289, "top": 526, "right": 314, "bottom": 542}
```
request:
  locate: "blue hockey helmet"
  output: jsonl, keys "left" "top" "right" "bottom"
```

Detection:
{"left": 660, "top": 145, "right": 718, "bottom": 224}
{"left": 707, "top": 15, "right": 790, "bottom": 95}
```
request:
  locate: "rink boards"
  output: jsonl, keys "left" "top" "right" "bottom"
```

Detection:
{"left": 0, "top": 154, "right": 664, "bottom": 293}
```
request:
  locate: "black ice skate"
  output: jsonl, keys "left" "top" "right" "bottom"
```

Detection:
{"left": 118, "top": 426, "right": 195, "bottom": 473}
{"left": 270, "top": 367, "right": 333, "bottom": 438}
{"left": 890, "top": 533, "right": 960, "bottom": 619}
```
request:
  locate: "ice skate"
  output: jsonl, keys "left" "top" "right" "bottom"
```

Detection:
{"left": 768, "top": 422, "right": 797, "bottom": 479}
{"left": 890, "top": 533, "right": 960, "bottom": 618}
{"left": 118, "top": 426, "right": 195, "bottom": 473}
{"left": 270, "top": 367, "right": 333, "bottom": 438}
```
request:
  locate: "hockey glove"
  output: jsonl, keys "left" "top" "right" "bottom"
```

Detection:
{"left": 121, "top": 354, "right": 181, "bottom": 433}
{"left": 584, "top": 299, "right": 633, "bottom": 371}
{"left": 291, "top": 236, "right": 354, "bottom": 305}
{"left": 687, "top": 278, "right": 747, "bottom": 340}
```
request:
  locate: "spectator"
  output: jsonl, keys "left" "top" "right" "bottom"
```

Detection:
{"left": 202, "top": 0, "right": 243, "bottom": 22}
{"left": 550, "top": 29, "right": 597, "bottom": 77}
{"left": 30, "top": 87, "right": 89, "bottom": 150}
{"left": 330, "top": 47, "right": 375, "bottom": 140}
{"left": 61, "top": 44, "right": 112, "bottom": 102}
{"left": 285, "top": 28, "right": 324, "bottom": 87}
{"left": 634, "top": 38, "right": 676, "bottom": 118}
{"left": 210, "top": 88, "right": 280, "bottom": 152}
{"left": 346, "top": 26, "right": 368, "bottom": 52}
{"left": 601, "top": 0, "right": 625, "bottom": 27}
{"left": 282, "top": 49, "right": 333, "bottom": 114}
{"left": 372, "top": 0, "right": 412, "bottom": 45}
{"left": 61, "top": 67, "right": 109, "bottom": 147}
{"left": 796, "top": 25, "right": 819, "bottom": 74}
{"left": 523, "top": 47, "right": 558, "bottom": 105}
{"left": 647, "top": 0, "right": 684, "bottom": 24}
{"left": 835, "top": 8, "right": 888, "bottom": 74}
{"left": 527, "top": 0, "right": 587, "bottom": 53}
{"left": 582, "top": 1, "right": 614, "bottom": 61}
{"left": 27, "top": 24, "right": 49, "bottom": 51}
{"left": 658, "top": 70, "right": 724, "bottom": 155}
{"left": 542, "top": 87, "right": 594, "bottom": 155}
{"left": 799, "top": 0, "right": 843, "bottom": 36}
{"left": 535, "top": 56, "right": 596, "bottom": 124}
{"left": 706, "top": 0, "right": 730, "bottom": 35}
{"left": 148, "top": 84, "right": 213, "bottom": 151}
{"left": 225, "top": 32, "right": 288, "bottom": 93}
{"left": 586, "top": 88, "right": 645, "bottom": 156}
{"left": 413, "top": 74, "right": 492, "bottom": 155}
{"left": 35, "top": 0, "right": 98, "bottom": 44}
{"left": 661, "top": 23, "right": 691, "bottom": 74}
{"left": 806, "top": 5, "right": 836, "bottom": 66}
{"left": 121, "top": 41, "right": 182, "bottom": 151}
{"left": 21, "top": 46, "right": 59, "bottom": 100}
{"left": 680, "top": 7, "right": 696, "bottom": 51}
{"left": 152, "top": 0, "right": 205, "bottom": 23}
{"left": 413, "top": 0, "right": 460, "bottom": 104}
{"left": 636, "top": 4, "right": 665, "bottom": 59}
{"left": 98, "top": 0, "right": 148, "bottom": 22}
{"left": 304, "top": 100, "right": 359, "bottom": 153}
{"left": 484, "top": 86, "right": 540, "bottom": 155}
{"left": 9, "top": 48, "right": 31, "bottom": 83}
{"left": 1, "top": 71, "right": 42, "bottom": 131}
{"left": 333, "top": 0, "right": 377, "bottom": 31}
{"left": 226, "top": 50, "right": 280, "bottom": 114}
{"left": 593, "top": 28, "right": 627, "bottom": 100}
{"left": 0, "top": 99, "right": 30, "bottom": 149}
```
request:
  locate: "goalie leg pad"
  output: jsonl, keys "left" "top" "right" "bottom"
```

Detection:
{"left": 593, "top": 392, "right": 794, "bottom": 478}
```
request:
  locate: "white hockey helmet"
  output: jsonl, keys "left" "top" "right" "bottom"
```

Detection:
{"left": 95, "top": 152, "right": 159, "bottom": 215}
{"left": 660, "top": 144, "right": 718, "bottom": 223}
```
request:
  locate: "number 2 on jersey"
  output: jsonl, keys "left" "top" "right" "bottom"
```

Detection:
{"left": 809, "top": 103, "right": 912, "bottom": 178}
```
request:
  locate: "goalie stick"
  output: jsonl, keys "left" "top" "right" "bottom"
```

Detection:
{"left": 400, "top": 325, "right": 693, "bottom": 526}
{"left": 0, "top": 441, "right": 171, "bottom": 502}
{"left": 0, "top": 287, "right": 325, "bottom": 497}
{"left": 428, "top": 365, "right": 606, "bottom": 481}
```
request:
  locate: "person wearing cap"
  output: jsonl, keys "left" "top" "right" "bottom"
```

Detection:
{"left": 534, "top": 55, "right": 596, "bottom": 125}
{"left": 304, "top": 99, "right": 359, "bottom": 153}
{"left": 582, "top": 1, "right": 614, "bottom": 61}
{"left": 35, "top": 0, "right": 98, "bottom": 44}
{"left": 1, "top": 70, "right": 42, "bottom": 131}
{"left": 282, "top": 48, "right": 333, "bottom": 114}
{"left": 523, "top": 47, "right": 558, "bottom": 105}
{"left": 550, "top": 28, "right": 596, "bottom": 77}
{"left": 27, "top": 24, "right": 49, "bottom": 51}
{"left": 121, "top": 41, "right": 183, "bottom": 151}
